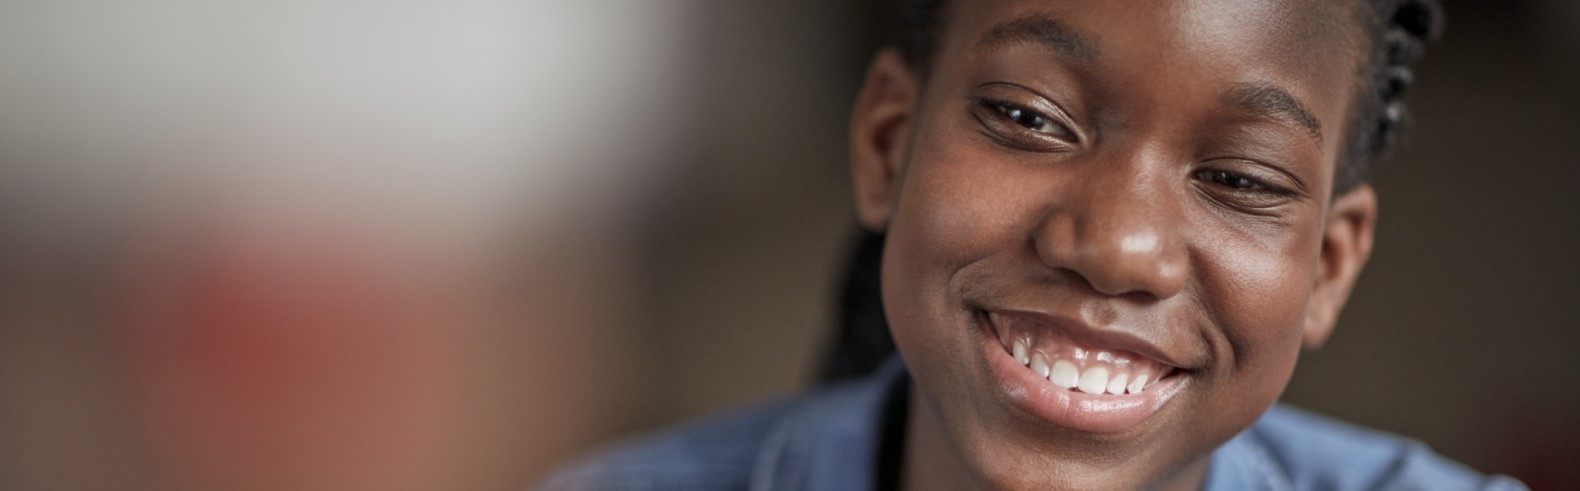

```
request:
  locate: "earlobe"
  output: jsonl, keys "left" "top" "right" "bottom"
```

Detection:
{"left": 850, "top": 49, "right": 919, "bottom": 232}
{"left": 1303, "top": 185, "right": 1378, "bottom": 348}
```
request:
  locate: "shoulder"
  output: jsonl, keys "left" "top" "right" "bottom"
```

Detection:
{"left": 536, "top": 398, "right": 797, "bottom": 491}
{"left": 1215, "top": 404, "right": 1527, "bottom": 491}
{"left": 536, "top": 372, "right": 895, "bottom": 491}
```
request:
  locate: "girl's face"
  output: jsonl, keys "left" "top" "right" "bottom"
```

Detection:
{"left": 850, "top": 0, "right": 1377, "bottom": 489}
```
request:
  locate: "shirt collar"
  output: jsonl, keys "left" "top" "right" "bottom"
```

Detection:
{"left": 749, "top": 357, "right": 907, "bottom": 491}
{"left": 750, "top": 357, "right": 1271, "bottom": 491}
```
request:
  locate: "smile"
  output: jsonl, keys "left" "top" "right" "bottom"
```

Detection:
{"left": 990, "top": 311, "right": 1177, "bottom": 395}
{"left": 975, "top": 309, "right": 1188, "bottom": 433}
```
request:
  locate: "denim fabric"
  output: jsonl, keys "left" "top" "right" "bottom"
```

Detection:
{"left": 539, "top": 359, "right": 1525, "bottom": 491}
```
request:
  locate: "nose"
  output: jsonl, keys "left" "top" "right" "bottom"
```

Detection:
{"left": 1033, "top": 163, "right": 1188, "bottom": 301}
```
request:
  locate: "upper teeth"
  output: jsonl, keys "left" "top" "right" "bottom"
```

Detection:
{"left": 1050, "top": 360, "right": 1079, "bottom": 389}
{"left": 1029, "top": 352, "right": 1052, "bottom": 379}
{"left": 1128, "top": 374, "right": 1148, "bottom": 394}
{"left": 1106, "top": 373, "right": 1129, "bottom": 395}
{"left": 1077, "top": 366, "right": 1110, "bottom": 394}
{"left": 1031, "top": 356, "right": 1156, "bottom": 394}
{"left": 991, "top": 312, "right": 1172, "bottom": 395}
{"left": 1012, "top": 342, "right": 1164, "bottom": 395}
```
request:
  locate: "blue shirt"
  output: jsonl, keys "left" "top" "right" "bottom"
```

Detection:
{"left": 540, "top": 359, "right": 1525, "bottom": 490}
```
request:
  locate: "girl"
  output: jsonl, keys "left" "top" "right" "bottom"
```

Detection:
{"left": 544, "top": 1, "right": 1525, "bottom": 489}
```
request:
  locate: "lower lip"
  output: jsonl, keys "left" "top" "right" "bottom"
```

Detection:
{"left": 974, "top": 310, "right": 1186, "bottom": 434}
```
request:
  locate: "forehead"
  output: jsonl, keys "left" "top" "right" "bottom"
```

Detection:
{"left": 933, "top": 0, "right": 1365, "bottom": 157}
{"left": 941, "top": 0, "right": 1363, "bottom": 76}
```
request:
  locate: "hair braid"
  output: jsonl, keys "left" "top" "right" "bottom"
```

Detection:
{"left": 1340, "top": 0, "right": 1444, "bottom": 191}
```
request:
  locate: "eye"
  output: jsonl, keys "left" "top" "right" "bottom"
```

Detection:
{"left": 996, "top": 103, "right": 1056, "bottom": 133}
{"left": 971, "top": 96, "right": 1080, "bottom": 151}
{"left": 1194, "top": 169, "right": 1271, "bottom": 192}
{"left": 1192, "top": 165, "right": 1303, "bottom": 212}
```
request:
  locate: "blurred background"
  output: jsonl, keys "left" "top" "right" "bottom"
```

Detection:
{"left": 0, "top": 0, "right": 1574, "bottom": 489}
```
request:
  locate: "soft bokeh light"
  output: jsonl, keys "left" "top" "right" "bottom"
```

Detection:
{"left": 0, "top": 0, "right": 695, "bottom": 489}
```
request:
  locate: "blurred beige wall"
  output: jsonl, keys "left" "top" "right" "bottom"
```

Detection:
{"left": 0, "top": 0, "right": 700, "bottom": 489}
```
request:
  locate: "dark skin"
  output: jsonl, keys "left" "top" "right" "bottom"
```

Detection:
{"left": 850, "top": 1, "right": 1376, "bottom": 490}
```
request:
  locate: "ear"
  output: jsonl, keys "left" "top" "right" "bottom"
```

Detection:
{"left": 850, "top": 49, "right": 920, "bottom": 232}
{"left": 1303, "top": 184, "right": 1378, "bottom": 348}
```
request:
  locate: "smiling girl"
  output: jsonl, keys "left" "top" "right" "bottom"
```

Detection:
{"left": 543, "top": 1, "right": 1525, "bottom": 489}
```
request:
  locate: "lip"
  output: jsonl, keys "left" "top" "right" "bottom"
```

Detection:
{"left": 986, "top": 308, "right": 1190, "bottom": 370}
{"left": 974, "top": 309, "right": 1188, "bottom": 433}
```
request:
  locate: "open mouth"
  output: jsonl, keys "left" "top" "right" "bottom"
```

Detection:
{"left": 973, "top": 308, "right": 1188, "bottom": 432}
{"left": 987, "top": 311, "right": 1180, "bottom": 395}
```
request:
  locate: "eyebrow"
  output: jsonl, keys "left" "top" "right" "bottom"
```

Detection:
{"left": 1220, "top": 82, "right": 1324, "bottom": 144}
{"left": 979, "top": 16, "right": 1098, "bottom": 63}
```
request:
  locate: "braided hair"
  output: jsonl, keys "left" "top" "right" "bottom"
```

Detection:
{"left": 816, "top": 0, "right": 1444, "bottom": 384}
{"left": 1343, "top": 0, "right": 1445, "bottom": 191}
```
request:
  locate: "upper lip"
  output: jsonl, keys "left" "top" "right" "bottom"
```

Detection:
{"left": 977, "top": 306, "right": 1190, "bottom": 370}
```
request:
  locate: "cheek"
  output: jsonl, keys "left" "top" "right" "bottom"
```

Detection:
{"left": 881, "top": 131, "right": 1034, "bottom": 359}
{"left": 887, "top": 123, "right": 1039, "bottom": 265}
{"left": 1197, "top": 226, "right": 1321, "bottom": 390}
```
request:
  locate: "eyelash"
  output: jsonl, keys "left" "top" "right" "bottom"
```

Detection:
{"left": 1193, "top": 168, "right": 1295, "bottom": 198}
{"left": 973, "top": 97, "right": 1078, "bottom": 147}
{"left": 1197, "top": 169, "right": 1260, "bottom": 190}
